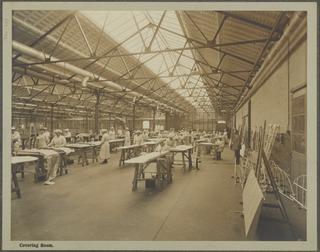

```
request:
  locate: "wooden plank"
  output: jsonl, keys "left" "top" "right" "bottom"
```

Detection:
{"left": 125, "top": 151, "right": 169, "bottom": 165}
{"left": 242, "top": 169, "right": 264, "bottom": 237}
{"left": 170, "top": 145, "right": 193, "bottom": 152}
{"left": 11, "top": 156, "right": 38, "bottom": 164}
{"left": 65, "top": 143, "right": 91, "bottom": 149}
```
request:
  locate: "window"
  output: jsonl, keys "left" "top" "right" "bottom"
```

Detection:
{"left": 291, "top": 94, "right": 306, "bottom": 154}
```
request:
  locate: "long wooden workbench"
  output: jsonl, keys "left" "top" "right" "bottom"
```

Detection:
{"left": 125, "top": 151, "right": 170, "bottom": 191}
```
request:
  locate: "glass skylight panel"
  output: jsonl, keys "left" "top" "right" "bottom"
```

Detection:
{"left": 81, "top": 10, "right": 212, "bottom": 111}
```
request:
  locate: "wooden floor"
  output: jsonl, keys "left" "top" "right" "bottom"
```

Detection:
{"left": 10, "top": 148, "right": 305, "bottom": 241}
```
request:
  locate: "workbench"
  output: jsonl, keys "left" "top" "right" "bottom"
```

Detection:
{"left": 125, "top": 151, "right": 170, "bottom": 191}
{"left": 117, "top": 143, "right": 147, "bottom": 167}
{"left": 196, "top": 142, "right": 219, "bottom": 169}
{"left": 11, "top": 156, "right": 38, "bottom": 198}
{"left": 16, "top": 148, "right": 60, "bottom": 181}
{"left": 42, "top": 147, "right": 74, "bottom": 175}
{"left": 169, "top": 145, "right": 196, "bottom": 172}
{"left": 65, "top": 143, "right": 93, "bottom": 166}
{"left": 109, "top": 138, "right": 125, "bottom": 152}
{"left": 80, "top": 141, "right": 102, "bottom": 163}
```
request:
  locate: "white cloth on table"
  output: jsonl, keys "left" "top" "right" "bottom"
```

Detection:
{"left": 29, "top": 148, "right": 59, "bottom": 181}
{"left": 99, "top": 133, "right": 111, "bottom": 161}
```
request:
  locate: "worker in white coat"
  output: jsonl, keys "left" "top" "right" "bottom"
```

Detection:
{"left": 48, "top": 129, "right": 66, "bottom": 147}
{"left": 124, "top": 127, "right": 131, "bottom": 146}
{"left": 43, "top": 127, "right": 51, "bottom": 144}
{"left": 133, "top": 130, "right": 143, "bottom": 145}
{"left": 109, "top": 127, "right": 116, "bottom": 140}
{"left": 36, "top": 128, "right": 48, "bottom": 148}
{"left": 11, "top": 127, "right": 21, "bottom": 154}
{"left": 100, "top": 129, "right": 110, "bottom": 164}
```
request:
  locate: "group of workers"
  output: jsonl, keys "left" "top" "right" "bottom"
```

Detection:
{"left": 11, "top": 122, "right": 240, "bottom": 187}
{"left": 11, "top": 126, "right": 69, "bottom": 186}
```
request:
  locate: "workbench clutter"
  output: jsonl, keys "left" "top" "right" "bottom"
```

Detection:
{"left": 233, "top": 120, "right": 306, "bottom": 240}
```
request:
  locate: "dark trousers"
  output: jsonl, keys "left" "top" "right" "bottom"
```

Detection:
{"left": 216, "top": 151, "right": 221, "bottom": 160}
{"left": 234, "top": 149, "right": 240, "bottom": 164}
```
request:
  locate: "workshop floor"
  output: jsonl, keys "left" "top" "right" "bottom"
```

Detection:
{"left": 10, "top": 148, "right": 306, "bottom": 241}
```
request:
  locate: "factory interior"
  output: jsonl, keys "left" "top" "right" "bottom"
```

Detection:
{"left": 8, "top": 9, "right": 311, "bottom": 244}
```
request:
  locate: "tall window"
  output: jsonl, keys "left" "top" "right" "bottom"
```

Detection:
{"left": 291, "top": 93, "right": 306, "bottom": 154}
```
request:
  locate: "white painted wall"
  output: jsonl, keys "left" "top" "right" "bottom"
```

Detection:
{"left": 236, "top": 38, "right": 307, "bottom": 133}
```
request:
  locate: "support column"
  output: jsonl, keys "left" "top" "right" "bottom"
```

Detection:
{"left": 50, "top": 104, "right": 54, "bottom": 133}
{"left": 248, "top": 100, "right": 251, "bottom": 148}
{"left": 132, "top": 100, "right": 136, "bottom": 130}
{"left": 165, "top": 112, "right": 169, "bottom": 130}
{"left": 152, "top": 108, "right": 156, "bottom": 131}
{"left": 191, "top": 112, "right": 194, "bottom": 129}
{"left": 94, "top": 92, "right": 100, "bottom": 134}
{"left": 85, "top": 109, "right": 89, "bottom": 132}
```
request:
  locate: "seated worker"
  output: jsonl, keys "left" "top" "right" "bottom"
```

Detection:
{"left": 48, "top": 129, "right": 66, "bottom": 147}
{"left": 36, "top": 127, "right": 48, "bottom": 148}
{"left": 43, "top": 127, "right": 51, "bottom": 144}
{"left": 43, "top": 129, "right": 63, "bottom": 186}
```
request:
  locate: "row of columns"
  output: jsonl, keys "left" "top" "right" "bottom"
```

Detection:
{"left": 48, "top": 92, "right": 177, "bottom": 133}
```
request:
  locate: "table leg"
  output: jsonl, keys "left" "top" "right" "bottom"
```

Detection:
{"left": 63, "top": 156, "right": 68, "bottom": 174}
{"left": 132, "top": 164, "right": 139, "bottom": 191}
{"left": 59, "top": 155, "right": 63, "bottom": 176}
{"left": 84, "top": 151, "right": 89, "bottom": 165}
{"left": 188, "top": 149, "right": 193, "bottom": 170}
{"left": 80, "top": 151, "right": 85, "bottom": 167}
{"left": 12, "top": 164, "right": 21, "bottom": 198}
{"left": 119, "top": 149, "right": 124, "bottom": 167}
{"left": 182, "top": 152, "right": 186, "bottom": 172}
{"left": 92, "top": 147, "right": 96, "bottom": 163}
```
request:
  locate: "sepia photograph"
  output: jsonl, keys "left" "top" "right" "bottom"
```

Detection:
{"left": 2, "top": 1, "right": 318, "bottom": 251}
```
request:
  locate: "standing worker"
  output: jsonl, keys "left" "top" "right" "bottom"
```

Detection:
{"left": 11, "top": 127, "right": 21, "bottom": 154}
{"left": 230, "top": 129, "right": 241, "bottom": 165}
{"left": 124, "top": 127, "right": 131, "bottom": 146}
{"left": 109, "top": 127, "right": 116, "bottom": 140}
{"left": 100, "top": 129, "right": 110, "bottom": 164}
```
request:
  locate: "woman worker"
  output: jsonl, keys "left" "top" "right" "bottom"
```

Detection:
{"left": 124, "top": 127, "right": 131, "bottom": 146}
{"left": 100, "top": 129, "right": 110, "bottom": 164}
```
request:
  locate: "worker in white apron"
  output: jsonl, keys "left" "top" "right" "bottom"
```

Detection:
{"left": 100, "top": 129, "right": 110, "bottom": 164}
{"left": 124, "top": 127, "right": 131, "bottom": 146}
